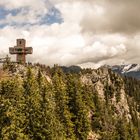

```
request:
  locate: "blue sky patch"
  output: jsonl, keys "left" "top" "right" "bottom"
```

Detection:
{"left": 0, "top": 6, "right": 63, "bottom": 28}
{"left": 41, "top": 7, "right": 63, "bottom": 25}
{"left": 0, "top": 7, "right": 9, "bottom": 19}
{"left": 0, "top": 7, "right": 21, "bottom": 19}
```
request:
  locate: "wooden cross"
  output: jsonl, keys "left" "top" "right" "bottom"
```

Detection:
{"left": 9, "top": 39, "right": 33, "bottom": 64}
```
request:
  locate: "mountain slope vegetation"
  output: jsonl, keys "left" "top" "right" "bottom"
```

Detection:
{"left": 0, "top": 64, "right": 140, "bottom": 140}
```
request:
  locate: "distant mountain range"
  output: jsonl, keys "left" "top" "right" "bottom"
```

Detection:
{"left": 108, "top": 64, "right": 140, "bottom": 80}
{"left": 61, "top": 65, "right": 82, "bottom": 73}
{"left": 61, "top": 64, "right": 140, "bottom": 80}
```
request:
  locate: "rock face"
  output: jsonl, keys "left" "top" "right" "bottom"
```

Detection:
{"left": 81, "top": 67, "right": 140, "bottom": 139}
{"left": 81, "top": 67, "right": 130, "bottom": 117}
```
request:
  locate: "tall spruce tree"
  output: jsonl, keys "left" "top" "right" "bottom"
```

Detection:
{"left": 66, "top": 74, "right": 90, "bottom": 140}
{"left": 36, "top": 68, "right": 65, "bottom": 140}
{"left": 52, "top": 67, "right": 74, "bottom": 139}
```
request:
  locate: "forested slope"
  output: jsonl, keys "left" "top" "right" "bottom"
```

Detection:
{"left": 0, "top": 64, "right": 139, "bottom": 140}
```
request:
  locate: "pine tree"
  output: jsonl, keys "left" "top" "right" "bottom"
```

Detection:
{"left": 0, "top": 76, "right": 30, "bottom": 139}
{"left": 66, "top": 74, "right": 90, "bottom": 140}
{"left": 23, "top": 67, "right": 42, "bottom": 139}
{"left": 36, "top": 68, "right": 65, "bottom": 140}
{"left": 52, "top": 67, "right": 74, "bottom": 139}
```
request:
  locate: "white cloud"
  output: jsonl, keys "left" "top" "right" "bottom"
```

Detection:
{"left": 0, "top": 0, "right": 140, "bottom": 68}
{"left": 0, "top": 23, "right": 127, "bottom": 67}
{"left": 0, "top": 0, "right": 48, "bottom": 10}
{"left": 0, "top": 0, "right": 49, "bottom": 25}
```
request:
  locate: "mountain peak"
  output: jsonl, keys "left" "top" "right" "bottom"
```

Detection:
{"left": 108, "top": 64, "right": 140, "bottom": 80}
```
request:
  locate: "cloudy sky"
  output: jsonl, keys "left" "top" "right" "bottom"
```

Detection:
{"left": 0, "top": 0, "right": 140, "bottom": 68}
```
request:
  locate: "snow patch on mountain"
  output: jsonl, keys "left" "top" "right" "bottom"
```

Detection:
{"left": 108, "top": 64, "right": 140, "bottom": 80}
{"left": 122, "top": 64, "right": 140, "bottom": 73}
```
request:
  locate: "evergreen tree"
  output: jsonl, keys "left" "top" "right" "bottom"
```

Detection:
{"left": 52, "top": 67, "right": 74, "bottom": 139}
{"left": 36, "top": 68, "right": 65, "bottom": 140}
{"left": 23, "top": 67, "right": 42, "bottom": 139}
{"left": 66, "top": 74, "right": 90, "bottom": 140}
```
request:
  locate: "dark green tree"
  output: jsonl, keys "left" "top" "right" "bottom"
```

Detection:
{"left": 52, "top": 67, "right": 74, "bottom": 139}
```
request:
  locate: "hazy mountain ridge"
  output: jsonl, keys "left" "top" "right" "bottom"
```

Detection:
{"left": 61, "top": 64, "right": 140, "bottom": 80}
{"left": 0, "top": 64, "right": 140, "bottom": 139}
{"left": 108, "top": 64, "right": 140, "bottom": 80}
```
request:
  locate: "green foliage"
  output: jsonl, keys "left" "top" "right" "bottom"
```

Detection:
{"left": 0, "top": 65, "right": 140, "bottom": 140}
{"left": 66, "top": 74, "right": 91, "bottom": 140}
{"left": 52, "top": 67, "right": 74, "bottom": 139}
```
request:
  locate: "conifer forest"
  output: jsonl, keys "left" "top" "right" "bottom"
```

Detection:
{"left": 0, "top": 64, "right": 140, "bottom": 140}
